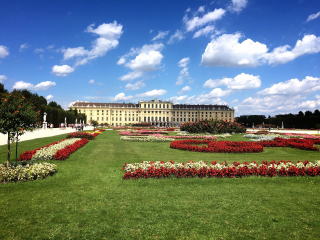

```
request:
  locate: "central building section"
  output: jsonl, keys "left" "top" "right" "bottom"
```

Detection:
{"left": 139, "top": 100, "right": 173, "bottom": 125}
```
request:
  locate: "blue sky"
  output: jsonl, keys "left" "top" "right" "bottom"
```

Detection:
{"left": 0, "top": 0, "right": 319, "bottom": 116}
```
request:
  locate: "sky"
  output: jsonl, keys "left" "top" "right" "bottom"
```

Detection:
{"left": 0, "top": 0, "right": 320, "bottom": 116}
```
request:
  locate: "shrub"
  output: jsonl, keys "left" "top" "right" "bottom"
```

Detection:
{"left": 67, "top": 132, "right": 95, "bottom": 140}
{"left": 180, "top": 120, "right": 245, "bottom": 134}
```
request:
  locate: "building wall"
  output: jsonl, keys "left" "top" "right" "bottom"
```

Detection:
{"left": 72, "top": 100, "right": 234, "bottom": 126}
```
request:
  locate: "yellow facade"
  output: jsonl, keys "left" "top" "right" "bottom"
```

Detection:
{"left": 71, "top": 100, "right": 234, "bottom": 126}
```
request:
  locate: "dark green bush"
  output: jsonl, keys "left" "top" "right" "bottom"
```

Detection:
{"left": 180, "top": 120, "right": 246, "bottom": 134}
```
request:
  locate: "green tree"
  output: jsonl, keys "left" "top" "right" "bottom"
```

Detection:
{"left": 0, "top": 92, "right": 38, "bottom": 164}
{"left": 91, "top": 120, "right": 98, "bottom": 130}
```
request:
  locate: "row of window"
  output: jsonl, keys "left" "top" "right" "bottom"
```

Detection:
{"left": 141, "top": 103, "right": 171, "bottom": 109}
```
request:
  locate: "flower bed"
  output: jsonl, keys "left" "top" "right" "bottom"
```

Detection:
{"left": 19, "top": 138, "right": 89, "bottom": 161}
{"left": 170, "top": 139, "right": 263, "bottom": 153}
{"left": 120, "top": 136, "right": 175, "bottom": 142}
{"left": 260, "top": 138, "right": 320, "bottom": 151}
{"left": 53, "top": 138, "right": 89, "bottom": 160}
{"left": 170, "top": 138, "right": 320, "bottom": 153}
{"left": 244, "top": 134, "right": 284, "bottom": 141}
{"left": 279, "top": 133, "right": 320, "bottom": 139}
{"left": 123, "top": 160, "right": 320, "bottom": 179}
{"left": 0, "top": 162, "right": 57, "bottom": 183}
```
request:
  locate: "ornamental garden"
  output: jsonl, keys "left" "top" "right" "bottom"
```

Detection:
{"left": 1, "top": 106, "right": 320, "bottom": 239}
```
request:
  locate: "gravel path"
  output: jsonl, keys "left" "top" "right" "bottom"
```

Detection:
{"left": 0, "top": 127, "right": 94, "bottom": 146}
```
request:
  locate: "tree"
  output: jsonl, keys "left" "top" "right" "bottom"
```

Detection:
{"left": 0, "top": 92, "right": 38, "bottom": 164}
{"left": 0, "top": 83, "right": 8, "bottom": 95}
{"left": 91, "top": 120, "right": 98, "bottom": 130}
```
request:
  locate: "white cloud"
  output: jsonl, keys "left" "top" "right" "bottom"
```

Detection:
{"left": 63, "top": 47, "right": 88, "bottom": 60}
{"left": 204, "top": 73, "right": 261, "bottom": 90}
{"left": 152, "top": 31, "right": 169, "bottom": 41}
{"left": 259, "top": 76, "right": 320, "bottom": 95}
{"left": 169, "top": 95, "right": 188, "bottom": 103}
{"left": 125, "top": 81, "right": 145, "bottom": 90}
{"left": 88, "top": 79, "right": 95, "bottom": 84}
{"left": 184, "top": 8, "right": 226, "bottom": 32}
{"left": 178, "top": 57, "right": 190, "bottom": 68}
{"left": 13, "top": 81, "right": 34, "bottom": 90}
{"left": 307, "top": 11, "right": 320, "bottom": 22}
{"left": 207, "top": 88, "right": 231, "bottom": 97}
{"left": 0, "top": 45, "right": 9, "bottom": 58}
{"left": 46, "top": 94, "right": 53, "bottom": 100}
{"left": 19, "top": 43, "right": 29, "bottom": 52}
{"left": 34, "top": 48, "right": 44, "bottom": 54}
{"left": 193, "top": 25, "right": 215, "bottom": 38}
{"left": 114, "top": 92, "right": 133, "bottom": 101}
{"left": 298, "top": 99, "right": 320, "bottom": 109}
{"left": 13, "top": 81, "right": 56, "bottom": 91}
{"left": 265, "top": 34, "right": 320, "bottom": 64}
{"left": 168, "top": 30, "right": 185, "bottom": 44}
{"left": 117, "top": 57, "right": 126, "bottom": 65}
{"left": 171, "top": 94, "right": 227, "bottom": 105}
{"left": 197, "top": 6, "right": 205, "bottom": 13}
{"left": 33, "top": 81, "right": 56, "bottom": 90}
{"left": 237, "top": 94, "right": 320, "bottom": 115}
{"left": 0, "top": 75, "right": 7, "bottom": 83}
{"left": 238, "top": 95, "right": 303, "bottom": 115}
{"left": 138, "top": 89, "right": 167, "bottom": 97}
{"left": 52, "top": 65, "right": 74, "bottom": 77}
{"left": 236, "top": 76, "right": 320, "bottom": 115}
{"left": 118, "top": 43, "right": 164, "bottom": 81}
{"left": 176, "top": 57, "right": 190, "bottom": 85}
{"left": 229, "top": 0, "right": 248, "bottom": 13}
{"left": 119, "top": 71, "right": 143, "bottom": 81}
{"left": 180, "top": 85, "right": 191, "bottom": 92}
{"left": 172, "top": 89, "right": 230, "bottom": 104}
{"left": 86, "top": 22, "right": 123, "bottom": 39}
{"left": 202, "top": 33, "right": 320, "bottom": 67}
{"left": 127, "top": 50, "right": 163, "bottom": 71}
{"left": 202, "top": 33, "right": 268, "bottom": 67}
{"left": 61, "top": 21, "right": 123, "bottom": 67}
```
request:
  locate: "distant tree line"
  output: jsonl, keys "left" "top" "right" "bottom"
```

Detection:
{"left": 236, "top": 110, "right": 320, "bottom": 129}
{"left": 0, "top": 83, "right": 86, "bottom": 127}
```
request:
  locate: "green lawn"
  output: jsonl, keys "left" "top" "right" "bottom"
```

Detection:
{"left": 0, "top": 131, "right": 320, "bottom": 240}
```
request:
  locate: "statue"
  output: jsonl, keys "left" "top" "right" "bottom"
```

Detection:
{"left": 43, "top": 112, "right": 47, "bottom": 129}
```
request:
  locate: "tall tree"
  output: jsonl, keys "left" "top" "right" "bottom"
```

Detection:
{"left": 0, "top": 92, "right": 38, "bottom": 164}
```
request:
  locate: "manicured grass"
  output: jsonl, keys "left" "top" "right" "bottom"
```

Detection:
{"left": 0, "top": 131, "right": 320, "bottom": 240}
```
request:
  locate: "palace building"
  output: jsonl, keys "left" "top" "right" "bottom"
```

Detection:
{"left": 70, "top": 100, "right": 235, "bottom": 126}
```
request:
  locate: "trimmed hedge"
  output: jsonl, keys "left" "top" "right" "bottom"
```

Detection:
{"left": 180, "top": 120, "right": 245, "bottom": 134}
